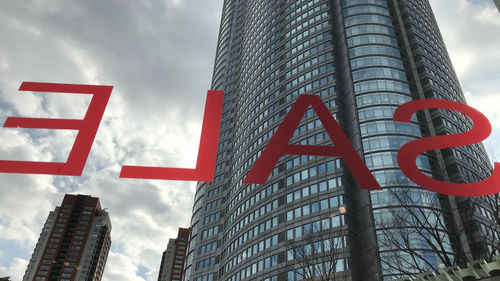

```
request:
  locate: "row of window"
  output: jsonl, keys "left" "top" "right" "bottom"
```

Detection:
{"left": 343, "top": 5, "right": 390, "bottom": 17}
{"left": 206, "top": 198, "right": 222, "bottom": 211}
{"left": 286, "top": 12, "right": 328, "bottom": 39}
{"left": 362, "top": 135, "right": 415, "bottom": 153}
{"left": 347, "top": 34, "right": 398, "bottom": 48}
{"left": 199, "top": 241, "right": 217, "bottom": 255}
{"left": 204, "top": 212, "right": 220, "bottom": 225}
{"left": 365, "top": 151, "right": 430, "bottom": 171}
{"left": 236, "top": 77, "right": 279, "bottom": 122}
{"left": 197, "top": 256, "right": 215, "bottom": 270}
{"left": 228, "top": 181, "right": 275, "bottom": 211}
{"left": 285, "top": 86, "right": 335, "bottom": 103}
{"left": 287, "top": 236, "right": 346, "bottom": 261}
{"left": 358, "top": 105, "right": 397, "bottom": 122}
{"left": 225, "top": 234, "right": 279, "bottom": 273}
{"left": 286, "top": 41, "right": 332, "bottom": 70}
{"left": 286, "top": 3, "right": 328, "bottom": 35}
{"left": 287, "top": 259, "right": 347, "bottom": 281}
{"left": 285, "top": 62, "right": 334, "bottom": 90}
{"left": 285, "top": 0, "right": 322, "bottom": 20}
{"left": 292, "top": 119, "right": 324, "bottom": 138}
{"left": 232, "top": 114, "right": 279, "bottom": 174}
{"left": 286, "top": 215, "right": 345, "bottom": 240}
{"left": 344, "top": 14, "right": 392, "bottom": 28}
{"left": 234, "top": 93, "right": 280, "bottom": 156}
{"left": 226, "top": 216, "right": 279, "bottom": 254}
{"left": 286, "top": 176, "right": 343, "bottom": 204}
{"left": 371, "top": 169, "right": 420, "bottom": 187}
{"left": 349, "top": 45, "right": 401, "bottom": 59}
{"left": 254, "top": 58, "right": 281, "bottom": 85}
{"left": 286, "top": 195, "right": 344, "bottom": 222}
{"left": 201, "top": 225, "right": 219, "bottom": 239}
{"left": 292, "top": 120, "right": 345, "bottom": 143}
{"left": 352, "top": 67, "right": 407, "bottom": 83}
{"left": 207, "top": 186, "right": 220, "bottom": 199}
{"left": 373, "top": 207, "right": 444, "bottom": 229}
{"left": 360, "top": 120, "right": 421, "bottom": 137}
{"left": 354, "top": 79, "right": 410, "bottom": 95}
{"left": 286, "top": 32, "right": 330, "bottom": 58}
{"left": 286, "top": 74, "right": 335, "bottom": 97}
{"left": 225, "top": 254, "right": 278, "bottom": 281}
{"left": 194, "top": 273, "right": 213, "bottom": 281}
{"left": 346, "top": 24, "right": 395, "bottom": 37}
{"left": 285, "top": 52, "right": 333, "bottom": 79}
{"left": 351, "top": 56, "right": 404, "bottom": 70}
{"left": 235, "top": 99, "right": 279, "bottom": 149}
{"left": 237, "top": 79, "right": 279, "bottom": 129}
{"left": 228, "top": 200, "right": 278, "bottom": 239}
{"left": 342, "top": 0, "right": 387, "bottom": 8}
{"left": 285, "top": 160, "right": 341, "bottom": 187}
{"left": 356, "top": 92, "right": 411, "bottom": 108}
{"left": 228, "top": 183, "right": 278, "bottom": 223}
{"left": 370, "top": 188, "right": 439, "bottom": 209}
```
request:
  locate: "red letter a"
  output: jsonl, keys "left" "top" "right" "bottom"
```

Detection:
{"left": 244, "top": 94, "right": 381, "bottom": 191}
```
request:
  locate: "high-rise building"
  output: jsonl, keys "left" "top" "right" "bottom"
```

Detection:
{"left": 158, "top": 228, "right": 190, "bottom": 281}
{"left": 23, "top": 194, "right": 111, "bottom": 281}
{"left": 495, "top": 0, "right": 500, "bottom": 12}
{"left": 184, "top": 1, "right": 499, "bottom": 281}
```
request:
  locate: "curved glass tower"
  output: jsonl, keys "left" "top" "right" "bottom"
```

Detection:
{"left": 182, "top": 1, "right": 498, "bottom": 281}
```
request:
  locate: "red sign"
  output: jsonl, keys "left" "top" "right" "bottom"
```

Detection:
{"left": 1, "top": 82, "right": 499, "bottom": 197}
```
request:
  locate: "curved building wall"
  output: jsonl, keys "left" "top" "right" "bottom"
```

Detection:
{"left": 186, "top": 0, "right": 349, "bottom": 280}
{"left": 183, "top": 1, "right": 499, "bottom": 281}
{"left": 391, "top": 0, "right": 497, "bottom": 264}
{"left": 339, "top": 0, "right": 452, "bottom": 279}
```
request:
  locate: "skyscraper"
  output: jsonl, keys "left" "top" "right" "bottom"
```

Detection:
{"left": 184, "top": 1, "right": 498, "bottom": 281}
{"left": 158, "top": 228, "right": 190, "bottom": 281}
{"left": 23, "top": 194, "right": 111, "bottom": 281}
{"left": 495, "top": 0, "right": 500, "bottom": 12}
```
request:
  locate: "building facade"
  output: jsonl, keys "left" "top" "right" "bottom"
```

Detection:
{"left": 184, "top": 1, "right": 499, "bottom": 281}
{"left": 495, "top": 0, "right": 500, "bottom": 12}
{"left": 23, "top": 194, "right": 111, "bottom": 281}
{"left": 158, "top": 228, "right": 190, "bottom": 281}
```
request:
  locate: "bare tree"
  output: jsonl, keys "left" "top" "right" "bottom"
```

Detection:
{"left": 463, "top": 146, "right": 500, "bottom": 262}
{"left": 285, "top": 214, "right": 350, "bottom": 281}
{"left": 461, "top": 193, "right": 500, "bottom": 262}
{"left": 374, "top": 188, "right": 467, "bottom": 278}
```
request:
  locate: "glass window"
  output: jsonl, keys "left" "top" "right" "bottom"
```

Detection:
{"left": 311, "top": 202, "right": 319, "bottom": 213}
{"left": 320, "top": 199, "right": 328, "bottom": 210}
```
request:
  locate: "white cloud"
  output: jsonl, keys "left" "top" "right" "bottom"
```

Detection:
{"left": 2, "top": 258, "right": 29, "bottom": 281}
{"left": 0, "top": 0, "right": 221, "bottom": 280}
{"left": 430, "top": 0, "right": 500, "bottom": 160}
{"left": 101, "top": 252, "right": 146, "bottom": 281}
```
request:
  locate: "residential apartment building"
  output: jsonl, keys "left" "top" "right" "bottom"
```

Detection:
{"left": 23, "top": 194, "right": 111, "bottom": 281}
{"left": 158, "top": 228, "right": 190, "bottom": 281}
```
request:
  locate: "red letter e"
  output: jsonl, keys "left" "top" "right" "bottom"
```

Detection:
{"left": 0, "top": 82, "right": 112, "bottom": 176}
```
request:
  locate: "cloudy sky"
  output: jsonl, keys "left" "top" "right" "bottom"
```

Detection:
{"left": 0, "top": 0, "right": 499, "bottom": 280}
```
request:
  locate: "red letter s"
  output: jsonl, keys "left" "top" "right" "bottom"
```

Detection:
{"left": 394, "top": 99, "right": 500, "bottom": 197}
